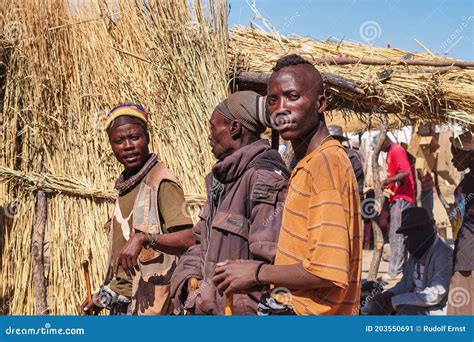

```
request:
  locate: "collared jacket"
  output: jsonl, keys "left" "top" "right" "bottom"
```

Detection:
{"left": 389, "top": 236, "right": 453, "bottom": 315}
{"left": 170, "top": 139, "right": 290, "bottom": 315}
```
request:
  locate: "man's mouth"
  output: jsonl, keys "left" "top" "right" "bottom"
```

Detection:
{"left": 272, "top": 111, "right": 294, "bottom": 131}
{"left": 122, "top": 153, "right": 139, "bottom": 162}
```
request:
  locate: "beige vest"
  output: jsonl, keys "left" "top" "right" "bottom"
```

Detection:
{"left": 109, "top": 162, "right": 180, "bottom": 315}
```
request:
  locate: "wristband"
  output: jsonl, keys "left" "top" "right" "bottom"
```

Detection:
{"left": 255, "top": 262, "right": 266, "bottom": 286}
{"left": 143, "top": 232, "right": 160, "bottom": 250}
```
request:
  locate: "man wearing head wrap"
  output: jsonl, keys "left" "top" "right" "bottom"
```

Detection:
{"left": 170, "top": 91, "right": 290, "bottom": 315}
{"left": 366, "top": 207, "right": 453, "bottom": 315}
{"left": 81, "top": 104, "right": 194, "bottom": 315}
{"left": 448, "top": 131, "right": 474, "bottom": 315}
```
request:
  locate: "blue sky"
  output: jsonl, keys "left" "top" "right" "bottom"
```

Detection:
{"left": 228, "top": 0, "right": 473, "bottom": 60}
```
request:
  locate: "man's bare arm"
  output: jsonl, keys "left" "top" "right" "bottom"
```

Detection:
{"left": 259, "top": 263, "right": 334, "bottom": 289}
{"left": 383, "top": 171, "right": 409, "bottom": 186}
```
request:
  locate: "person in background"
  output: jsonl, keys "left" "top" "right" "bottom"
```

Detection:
{"left": 418, "top": 170, "right": 435, "bottom": 222}
{"left": 448, "top": 131, "right": 474, "bottom": 315}
{"left": 367, "top": 207, "right": 453, "bottom": 315}
{"left": 350, "top": 138, "right": 366, "bottom": 168}
{"left": 328, "top": 124, "right": 365, "bottom": 202}
{"left": 379, "top": 135, "right": 415, "bottom": 283}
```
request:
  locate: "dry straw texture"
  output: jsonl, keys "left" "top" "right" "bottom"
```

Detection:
{"left": 1, "top": 2, "right": 472, "bottom": 316}
{"left": 1, "top": 0, "right": 227, "bottom": 314}
{"left": 228, "top": 27, "right": 474, "bottom": 126}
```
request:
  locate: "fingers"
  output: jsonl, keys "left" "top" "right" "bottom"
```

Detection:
{"left": 126, "top": 254, "right": 138, "bottom": 277}
{"left": 213, "top": 265, "right": 231, "bottom": 295}
{"left": 81, "top": 300, "right": 92, "bottom": 315}
{"left": 128, "top": 262, "right": 138, "bottom": 277}
{"left": 212, "top": 270, "right": 226, "bottom": 286}
{"left": 216, "top": 259, "right": 231, "bottom": 267}
{"left": 215, "top": 260, "right": 233, "bottom": 275}
{"left": 216, "top": 277, "right": 231, "bottom": 296}
{"left": 115, "top": 246, "right": 139, "bottom": 278}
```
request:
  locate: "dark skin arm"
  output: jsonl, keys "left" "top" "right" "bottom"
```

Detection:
{"left": 148, "top": 226, "right": 195, "bottom": 255}
{"left": 382, "top": 171, "right": 409, "bottom": 187}
{"left": 213, "top": 259, "right": 333, "bottom": 295}
{"left": 114, "top": 226, "right": 194, "bottom": 277}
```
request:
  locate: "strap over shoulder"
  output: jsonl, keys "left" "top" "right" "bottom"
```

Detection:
{"left": 143, "top": 161, "right": 180, "bottom": 190}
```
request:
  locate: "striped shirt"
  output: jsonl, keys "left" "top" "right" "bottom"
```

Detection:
{"left": 274, "top": 139, "right": 363, "bottom": 315}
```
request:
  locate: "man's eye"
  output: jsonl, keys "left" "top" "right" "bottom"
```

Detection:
{"left": 131, "top": 136, "right": 139, "bottom": 140}
{"left": 267, "top": 98, "right": 276, "bottom": 105}
{"left": 289, "top": 94, "right": 299, "bottom": 100}
{"left": 114, "top": 139, "right": 123, "bottom": 144}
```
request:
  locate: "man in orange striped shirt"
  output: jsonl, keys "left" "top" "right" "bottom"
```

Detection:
{"left": 213, "top": 54, "right": 362, "bottom": 315}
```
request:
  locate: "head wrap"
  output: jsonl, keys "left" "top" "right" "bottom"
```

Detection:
{"left": 214, "top": 91, "right": 266, "bottom": 136}
{"left": 104, "top": 104, "right": 148, "bottom": 130}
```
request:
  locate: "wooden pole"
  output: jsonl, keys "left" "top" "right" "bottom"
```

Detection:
{"left": 367, "top": 115, "right": 387, "bottom": 281}
{"left": 82, "top": 260, "right": 92, "bottom": 304}
{"left": 235, "top": 71, "right": 365, "bottom": 95}
{"left": 434, "top": 172, "right": 450, "bottom": 241}
{"left": 434, "top": 172, "right": 450, "bottom": 211}
{"left": 271, "top": 128, "right": 279, "bottom": 150}
{"left": 309, "top": 56, "right": 474, "bottom": 68}
{"left": 31, "top": 190, "right": 49, "bottom": 315}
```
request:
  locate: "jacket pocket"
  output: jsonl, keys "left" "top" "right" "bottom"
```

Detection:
{"left": 211, "top": 211, "right": 249, "bottom": 240}
{"left": 207, "top": 211, "right": 251, "bottom": 263}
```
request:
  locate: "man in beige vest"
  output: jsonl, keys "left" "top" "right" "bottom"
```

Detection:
{"left": 82, "top": 104, "right": 194, "bottom": 315}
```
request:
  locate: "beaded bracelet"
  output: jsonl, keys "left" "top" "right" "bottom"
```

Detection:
{"left": 143, "top": 232, "right": 160, "bottom": 250}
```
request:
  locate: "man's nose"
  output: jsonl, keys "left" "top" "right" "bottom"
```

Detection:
{"left": 270, "top": 99, "right": 289, "bottom": 117}
{"left": 271, "top": 98, "right": 284, "bottom": 113}
{"left": 123, "top": 139, "right": 134, "bottom": 150}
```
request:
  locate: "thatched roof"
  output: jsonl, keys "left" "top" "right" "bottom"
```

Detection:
{"left": 228, "top": 28, "right": 474, "bottom": 126}
{"left": 1, "top": 1, "right": 472, "bottom": 316}
{"left": 0, "top": 0, "right": 227, "bottom": 315}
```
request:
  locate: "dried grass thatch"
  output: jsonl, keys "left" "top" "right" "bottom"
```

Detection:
{"left": 1, "top": 0, "right": 227, "bottom": 314}
{"left": 1, "top": 1, "right": 472, "bottom": 316}
{"left": 325, "top": 111, "right": 404, "bottom": 133}
{"left": 228, "top": 27, "right": 474, "bottom": 126}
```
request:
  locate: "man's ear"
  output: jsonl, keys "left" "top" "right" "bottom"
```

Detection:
{"left": 229, "top": 120, "right": 242, "bottom": 138}
{"left": 316, "top": 94, "right": 326, "bottom": 113}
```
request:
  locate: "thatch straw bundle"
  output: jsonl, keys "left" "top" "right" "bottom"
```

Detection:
{"left": 1, "top": 1, "right": 472, "bottom": 316}
{"left": 228, "top": 28, "right": 474, "bottom": 125}
{"left": 1, "top": 0, "right": 227, "bottom": 314}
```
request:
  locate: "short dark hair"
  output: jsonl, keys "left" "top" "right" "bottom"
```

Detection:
{"left": 272, "top": 54, "right": 312, "bottom": 72}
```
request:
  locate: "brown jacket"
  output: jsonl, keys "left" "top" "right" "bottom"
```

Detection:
{"left": 170, "top": 139, "right": 290, "bottom": 315}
